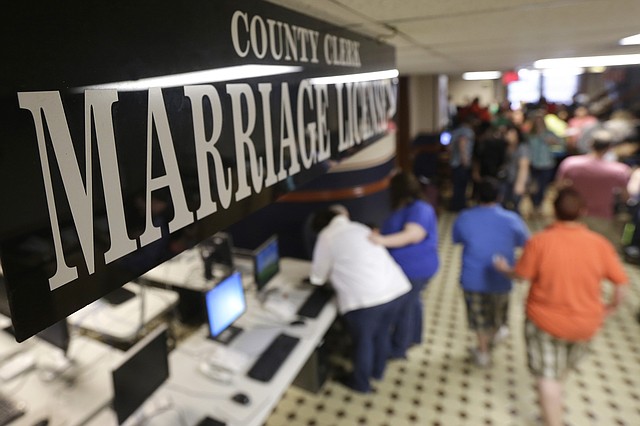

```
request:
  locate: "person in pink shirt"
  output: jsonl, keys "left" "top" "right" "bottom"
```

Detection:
{"left": 556, "top": 129, "right": 631, "bottom": 245}
{"left": 565, "top": 106, "right": 597, "bottom": 153}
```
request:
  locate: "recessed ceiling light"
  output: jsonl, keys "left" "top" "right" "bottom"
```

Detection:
{"left": 542, "top": 67, "right": 585, "bottom": 76}
{"left": 462, "top": 71, "right": 502, "bottom": 80}
{"left": 587, "top": 66, "right": 607, "bottom": 73}
{"left": 534, "top": 54, "right": 640, "bottom": 69}
{"left": 517, "top": 68, "right": 540, "bottom": 79}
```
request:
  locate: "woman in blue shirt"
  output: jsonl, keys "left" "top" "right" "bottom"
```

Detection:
{"left": 527, "top": 114, "right": 562, "bottom": 213}
{"left": 370, "top": 171, "right": 439, "bottom": 358}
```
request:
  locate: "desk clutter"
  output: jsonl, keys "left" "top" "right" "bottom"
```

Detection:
{"left": 0, "top": 234, "right": 337, "bottom": 426}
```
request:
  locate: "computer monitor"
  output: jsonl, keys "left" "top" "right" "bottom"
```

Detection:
{"left": 200, "top": 232, "right": 234, "bottom": 281}
{"left": 205, "top": 271, "right": 246, "bottom": 344}
{"left": 37, "top": 319, "right": 70, "bottom": 355}
{"left": 253, "top": 235, "right": 280, "bottom": 292}
{"left": 440, "top": 130, "right": 452, "bottom": 146}
{"left": 112, "top": 325, "right": 170, "bottom": 425}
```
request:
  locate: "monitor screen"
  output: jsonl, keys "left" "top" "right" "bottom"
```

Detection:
{"left": 440, "top": 131, "right": 452, "bottom": 146}
{"left": 37, "top": 319, "right": 70, "bottom": 354}
{"left": 112, "top": 325, "right": 169, "bottom": 425}
{"left": 205, "top": 271, "right": 246, "bottom": 339}
{"left": 253, "top": 235, "right": 280, "bottom": 291}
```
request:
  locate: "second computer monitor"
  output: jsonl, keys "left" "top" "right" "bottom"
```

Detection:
{"left": 205, "top": 271, "right": 246, "bottom": 344}
{"left": 111, "top": 325, "right": 170, "bottom": 425}
{"left": 253, "top": 235, "right": 280, "bottom": 291}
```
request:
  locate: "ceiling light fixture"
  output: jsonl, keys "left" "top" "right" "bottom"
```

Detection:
{"left": 517, "top": 68, "right": 540, "bottom": 79}
{"left": 534, "top": 54, "right": 640, "bottom": 69}
{"left": 619, "top": 34, "right": 640, "bottom": 46}
{"left": 587, "top": 66, "right": 607, "bottom": 73}
{"left": 542, "top": 67, "right": 585, "bottom": 76}
{"left": 461, "top": 71, "right": 502, "bottom": 81}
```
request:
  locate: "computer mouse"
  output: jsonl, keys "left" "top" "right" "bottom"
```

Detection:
{"left": 290, "top": 319, "right": 306, "bottom": 327}
{"left": 231, "top": 392, "right": 251, "bottom": 405}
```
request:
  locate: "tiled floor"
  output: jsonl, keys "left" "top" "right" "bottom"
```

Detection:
{"left": 266, "top": 212, "right": 640, "bottom": 426}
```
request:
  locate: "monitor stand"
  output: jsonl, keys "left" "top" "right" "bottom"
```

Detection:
{"left": 212, "top": 325, "right": 242, "bottom": 346}
{"left": 256, "top": 287, "right": 280, "bottom": 305}
{"left": 38, "top": 350, "right": 75, "bottom": 382}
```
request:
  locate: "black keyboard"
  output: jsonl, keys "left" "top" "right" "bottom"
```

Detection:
{"left": 102, "top": 287, "right": 136, "bottom": 305}
{"left": 297, "top": 286, "right": 332, "bottom": 318}
{"left": 247, "top": 333, "right": 300, "bottom": 382}
{"left": 0, "top": 393, "right": 24, "bottom": 426}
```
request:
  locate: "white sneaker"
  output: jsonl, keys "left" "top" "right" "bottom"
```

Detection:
{"left": 493, "top": 325, "right": 510, "bottom": 346}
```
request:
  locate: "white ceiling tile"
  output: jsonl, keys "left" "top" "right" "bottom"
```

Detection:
{"left": 265, "top": 0, "right": 640, "bottom": 74}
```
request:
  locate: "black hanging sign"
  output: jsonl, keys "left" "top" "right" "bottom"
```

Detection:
{"left": 0, "top": 0, "right": 396, "bottom": 341}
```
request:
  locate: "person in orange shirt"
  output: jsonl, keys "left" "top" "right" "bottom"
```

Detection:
{"left": 494, "top": 188, "right": 627, "bottom": 426}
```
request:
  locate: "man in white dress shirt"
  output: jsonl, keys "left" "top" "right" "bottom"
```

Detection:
{"left": 310, "top": 205, "right": 411, "bottom": 393}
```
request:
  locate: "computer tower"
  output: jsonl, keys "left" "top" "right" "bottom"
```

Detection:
{"left": 175, "top": 287, "right": 207, "bottom": 325}
{"left": 292, "top": 339, "right": 329, "bottom": 393}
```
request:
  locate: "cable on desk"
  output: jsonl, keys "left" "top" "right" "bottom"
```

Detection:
{"left": 137, "top": 283, "right": 147, "bottom": 340}
{"left": 83, "top": 301, "right": 138, "bottom": 327}
{"left": 1, "top": 367, "right": 31, "bottom": 395}
{"left": 167, "top": 406, "right": 189, "bottom": 426}
{"left": 246, "top": 313, "right": 290, "bottom": 329}
{"left": 60, "top": 340, "right": 120, "bottom": 386}
{"left": 164, "top": 383, "right": 238, "bottom": 425}
{"left": 66, "top": 328, "right": 92, "bottom": 356}
{"left": 69, "top": 301, "right": 107, "bottom": 326}
{"left": 164, "top": 382, "right": 227, "bottom": 401}
{"left": 173, "top": 346, "right": 207, "bottom": 360}
{"left": 143, "top": 398, "right": 189, "bottom": 426}
{"left": 135, "top": 277, "right": 184, "bottom": 350}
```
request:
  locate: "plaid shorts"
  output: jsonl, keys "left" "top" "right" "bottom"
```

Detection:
{"left": 525, "top": 320, "right": 590, "bottom": 379}
{"left": 463, "top": 291, "right": 509, "bottom": 331}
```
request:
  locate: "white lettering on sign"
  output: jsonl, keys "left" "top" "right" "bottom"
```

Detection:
{"left": 18, "top": 80, "right": 394, "bottom": 291}
{"left": 324, "top": 34, "right": 361, "bottom": 67}
{"left": 139, "top": 89, "right": 195, "bottom": 248}
{"left": 184, "top": 85, "right": 233, "bottom": 218}
{"left": 17, "top": 91, "right": 137, "bottom": 290}
{"left": 18, "top": 79, "right": 395, "bottom": 290}
{"left": 227, "top": 84, "right": 265, "bottom": 201}
{"left": 231, "top": 9, "right": 359, "bottom": 67}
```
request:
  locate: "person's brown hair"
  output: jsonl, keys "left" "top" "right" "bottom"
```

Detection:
{"left": 389, "top": 171, "right": 424, "bottom": 210}
{"left": 553, "top": 187, "right": 585, "bottom": 221}
{"left": 311, "top": 208, "right": 340, "bottom": 233}
{"left": 477, "top": 177, "right": 499, "bottom": 203}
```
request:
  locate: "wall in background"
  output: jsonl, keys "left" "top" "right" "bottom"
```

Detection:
{"left": 448, "top": 78, "right": 503, "bottom": 108}
{"left": 408, "top": 75, "right": 440, "bottom": 137}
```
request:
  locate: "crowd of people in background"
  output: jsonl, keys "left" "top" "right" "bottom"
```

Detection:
{"left": 306, "top": 95, "right": 638, "bottom": 426}
{"left": 447, "top": 96, "right": 640, "bottom": 225}
{"left": 446, "top": 96, "right": 636, "bottom": 425}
